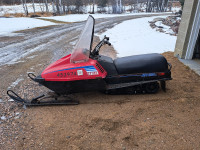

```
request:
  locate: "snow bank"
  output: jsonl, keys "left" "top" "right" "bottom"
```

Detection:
{"left": 41, "top": 12, "right": 171, "bottom": 22}
{"left": 99, "top": 16, "right": 177, "bottom": 57}
{"left": 172, "top": 7, "right": 181, "bottom": 13}
{"left": 155, "top": 21, "right": 175, "bottom": 34}
{"left": 0, "top": 18, "right": 55, "bottom": 35}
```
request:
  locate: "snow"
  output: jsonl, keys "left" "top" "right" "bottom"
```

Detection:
{"left": 172, "top": 7, "right": 181, "bottom": 13}
{"left": 27, "top": 55, "right": 38, "bottom": 59}
{"left": 41, "top": 12, "right": 171, "bottom": 22}
{"left": 99, "top": 16, "right": 177, "bottom": 57}
{"left": 1, "top": 116, "right": 6, "bottom": 120}
{"left": 0, "top": 12, "right": 170, "bottom": 36}
{"left": 8, "top": 99, "right": 14, "bottom": 102}
{"left": 155, "top": 21, "right": 175, "bottom": 34}
{"left": 0, "top": 17, "right": 55, "bottom": 36}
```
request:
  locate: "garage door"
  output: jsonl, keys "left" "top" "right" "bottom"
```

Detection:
{"left": 193, "top": 31, "right": 200, "bottom": 59}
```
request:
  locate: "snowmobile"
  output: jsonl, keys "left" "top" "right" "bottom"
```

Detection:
{"left": 7, "top": 15, "right": 172, "bottom": 106}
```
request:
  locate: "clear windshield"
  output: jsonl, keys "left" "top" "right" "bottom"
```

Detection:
{"left": 70, "top": 16, "right": 94, "bottom": 63}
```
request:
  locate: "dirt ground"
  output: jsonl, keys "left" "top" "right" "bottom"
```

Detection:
{"left": 1, "top": 15, "right": 200, "bottom": 149}
{"left": 2, "top": 52, "right": 200, "bottom": 149}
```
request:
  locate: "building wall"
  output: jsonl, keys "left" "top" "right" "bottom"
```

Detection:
{"left": 174, "top": 0, "right": 198, "bottom": 59}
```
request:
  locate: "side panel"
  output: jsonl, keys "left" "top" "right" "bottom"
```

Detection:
{"left": 41, "top": 55, "right": 107, "bottom": 81}
{"left": 42, "top": 79, "right": 106, "bottom": 94}
{"left": 105, "top": 71, "right": 171, "bottom": 84}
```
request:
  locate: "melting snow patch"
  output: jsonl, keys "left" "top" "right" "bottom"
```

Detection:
{"left": 0, "top": 98, "right": 3, "bottom": 103}
{"left": 9, "top": 77, "right": 24, "bottom": 88}
{"left": 0, "top": 32, "right": 25, "bottom": 37}
{"left": 69, "top": 40, "right": 77, "bottom": 46}
{"left": 14, "top": 112, "right": 21, "bottom": 119}
{"left": 155, "top": 21, "right": 175, "bottom": 35}
{"left": 5, "top": 43, "right": 46, "bottom": 65}
{"left": 8, "top": 99, "right": 14, "bottom": 102}
{"left": 7, "top": 60, "right": 25, "bottom": 65}
{"left": 27, "top": 55, "right": 37, "bottom": 59}
{"left": 1, "top": 116, "right": 6, "bottom": 120}
{"left": 15, "top": 116, "right": 20, "bottom": 119}
{"left": 23, "top": 105, "right": 27, "bottom": 109}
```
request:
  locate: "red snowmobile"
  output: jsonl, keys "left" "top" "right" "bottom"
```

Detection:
{"left": 7, "top": 15, "right": 172, "bottom": 106}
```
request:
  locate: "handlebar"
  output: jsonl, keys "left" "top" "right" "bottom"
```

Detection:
{"left": 91, "top": 35, "right": 111, "bottom": 57}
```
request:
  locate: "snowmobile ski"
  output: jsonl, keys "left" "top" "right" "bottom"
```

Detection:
{"left": 7, "top": 90, "right": 79, "bottom": 106}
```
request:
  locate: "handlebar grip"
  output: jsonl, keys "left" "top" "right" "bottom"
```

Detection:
{"left": 106, "top": 41, "right": 111, "bottom": 46}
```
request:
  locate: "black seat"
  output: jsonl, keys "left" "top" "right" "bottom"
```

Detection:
{"left": 114, "top": 53, "right": 169, "bottom": 74}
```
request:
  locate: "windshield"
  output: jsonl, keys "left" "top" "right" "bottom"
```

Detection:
{"left": 70, "top": 15, "right": 95, "bottom": 63}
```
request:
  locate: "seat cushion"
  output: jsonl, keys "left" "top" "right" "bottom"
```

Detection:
{"left": 114, "top": 53, "right": 168, "bottom": 74}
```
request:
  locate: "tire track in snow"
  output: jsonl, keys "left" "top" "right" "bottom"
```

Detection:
{"left": 0, "top": 23, "right": 84, "bottom": 66}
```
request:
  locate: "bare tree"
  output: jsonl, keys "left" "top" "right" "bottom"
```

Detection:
{"left": 39, "top": 0, "right": 45, "bottom": 13}
{"left": 56, "top": 0, "right": 60, "bottom": 14}
{"left": 44, "top": 0, "right": 49, "bottom": 12}
{"left": 21, "top": 0, "right": 28, "bottom": 16}
{"left": 92, "top": 0, "right": 95, "bottom": 14}
{"left": 62, "top": 0, "right": 66, "bottom": 14}
{"left": 32, "top": 0, "right": 35, "bottom": 14}
{"left": 52, "top": 0, "right": 56, "bottom": 13}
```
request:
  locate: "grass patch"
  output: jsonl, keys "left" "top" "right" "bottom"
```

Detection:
{"left": 3, "top": 12, "right": 54, "bottom": 18}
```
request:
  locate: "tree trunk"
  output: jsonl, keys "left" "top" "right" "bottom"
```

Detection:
{"left": 119, "top": 0, "right": 122, "bottom": 13}
{"left": 45, "top": 0, "right": 49, "bottom": 12}
{"left": 59, "top": 0, "right": 63, "bottom": 14}
{"left": 146, "top": 0, "right": 149, "bottom": 12}
{"left": 62, "top": 0, "right": 65, "bottom": 14}
{"left": 32, "top": 0, "right": 35, "bottom": 14}
{"left": 56, "top": 0, "right": 60, "bottom": 14}
{"left": 166, "top": 0, "right": 169, "bottom": 12}
{"left": 39, "top": 0, "right": 44, "bottom": 13}
{"left": 161, "top": 0, "right": 165, "bottom": 12}
{"left": 24, "top": 0, "right": 28, "bottom": 15}
{"left": 21, "top": 0, "right": 28, "bottom": 16}
{"left": 116, "top": 0, "right": 118, "bottom": 13}
{"left": 52, "top": 0, "right": 56, "bottom": 13}
{"left": 92, "top": 0, "right": 95, "bottom": 14}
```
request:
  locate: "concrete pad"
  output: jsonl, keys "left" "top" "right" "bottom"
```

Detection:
{"left": 179, "top": 59, "right": 200, "bottom": 75}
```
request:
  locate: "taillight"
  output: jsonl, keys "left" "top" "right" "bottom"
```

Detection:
{"left": 157, "top": 72, "right": 165, "bottom": 76}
